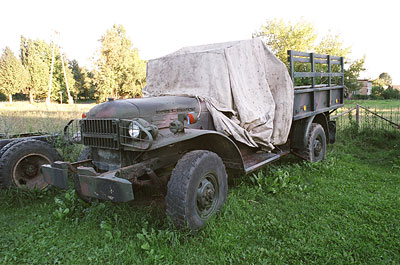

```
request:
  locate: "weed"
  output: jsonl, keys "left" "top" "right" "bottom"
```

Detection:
{"left": 53, "top": 189, "right": 85, "bottom": 220}
{"left": 249, "top": 163, "right": 308, "bottom": 194}
{"left": 136, "top": 227, "right": 180, "bottom": 263}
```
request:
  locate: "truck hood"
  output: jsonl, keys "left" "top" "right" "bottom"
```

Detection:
{"left": 86, "top": 96, "right": 200, "bottom": 128}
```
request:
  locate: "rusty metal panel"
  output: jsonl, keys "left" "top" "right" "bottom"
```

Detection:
{"left": 315, "top": 90, "right": 329, "bottom": 110}
{"left": 41, "top": 162, "right": 69, "bottom": 189}
{"left": 78, "top": 169, "right": 134, "bottom": 202}
{"left": 330, "top": 89, "right": 343, "bottom": 106}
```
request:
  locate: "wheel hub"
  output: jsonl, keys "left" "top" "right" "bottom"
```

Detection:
{"left": 314, "top": 138, "right": 322, "bottom": 156}
{"left": 24, "top": 164, "right": 38, "bottom": 178}
{"left": 197, "top": 179, "right": 215, "bottom": 210}
{"left": 196, "top": 173, "right": 219, "bottom": 219}
{"left": 12, "top": 153, "right": 51, "bottom": 190}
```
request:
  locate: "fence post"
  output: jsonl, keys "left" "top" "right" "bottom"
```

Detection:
{"left": 356, "top": 104, "right": 360, "bottom": 128}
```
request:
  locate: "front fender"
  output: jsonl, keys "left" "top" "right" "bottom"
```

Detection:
{"left": 124, "top": 128, "right": 245, "bottom": 173}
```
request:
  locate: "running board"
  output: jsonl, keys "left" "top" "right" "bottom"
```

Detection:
{"left": 244, "top": 151, "right": 290, "bottom": 174}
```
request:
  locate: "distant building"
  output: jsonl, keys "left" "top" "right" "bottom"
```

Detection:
{"left": 393, "top": 85, "right": 400, "bottom": 91}
{"left": 355, "top": 79, "right": 372, "bottom": 96}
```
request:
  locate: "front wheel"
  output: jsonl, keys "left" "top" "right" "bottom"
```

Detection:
{"left": 166, "top": 150, "right": 228, "bottom": 230}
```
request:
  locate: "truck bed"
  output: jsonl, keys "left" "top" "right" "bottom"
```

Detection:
{"left": 288, "top": 50, "right": 344, "bottom": 120}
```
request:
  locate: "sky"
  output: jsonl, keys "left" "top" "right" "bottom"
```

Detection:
{"left": 1, "top": 0, "right": 399, "bottom": 83}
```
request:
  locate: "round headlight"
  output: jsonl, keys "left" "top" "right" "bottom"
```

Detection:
{"left": 128, "top": 123, "right": 140, "bottom": 138}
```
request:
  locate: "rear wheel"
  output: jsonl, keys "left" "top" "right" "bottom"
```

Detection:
{"left": 166, "top": 150, "right": 228, "bottom": 230}
{"left": 303, "top": 123, "right": 326, "bottom": 162}
{"left": 0, "top": 139, "right": 62, "bottom": 190}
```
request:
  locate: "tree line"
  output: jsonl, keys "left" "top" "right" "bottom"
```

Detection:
{"left": 0, "top": 25, "right": 146, "bottom": 103}
{"left": 0, "top": 20, "right": 383, "bottom": 104}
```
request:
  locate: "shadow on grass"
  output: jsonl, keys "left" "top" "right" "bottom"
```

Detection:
{"left": 0, "top": 186, "right": 64, "bottom": 209}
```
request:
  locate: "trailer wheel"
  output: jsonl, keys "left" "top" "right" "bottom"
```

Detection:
{"left": 304, "top": 123, "right": 326, "bottom": 162}
{"left": 0, "top": 139, "right": 62, "bottom": 190}
{"left": 166, "top": 150, "right": 228, "bottom": 230}
{"left": 0, "top": 139, "right": 26, "bottom": 159}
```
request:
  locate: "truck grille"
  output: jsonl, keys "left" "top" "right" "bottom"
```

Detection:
{"left": 81, "top": 119, "right": 119, "bottom": 150}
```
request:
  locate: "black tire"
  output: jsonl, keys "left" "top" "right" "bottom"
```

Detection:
{"left": 0, "top": 139, "right": 26, "bottom": 159}
{"left": 0, "top": 139, "right": 62, "bottom": 190}
{"left": 303, "top": 123, "right": 326, "bottom": 162}
{"left": 73, "top": 147, "right": 93, "bottom": 202}
{"left": 0, "top": 139, "right": 27, "bottom": 186}
{"left": 166, "top": 150, "right": 228, "bottom": 230}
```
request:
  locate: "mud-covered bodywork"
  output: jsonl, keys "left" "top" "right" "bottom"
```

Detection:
{"left": 43, "top": 95, "right": 245, "bottom": 202}
{"left": 80, "top": 96, "right": 217, "bottom": 169}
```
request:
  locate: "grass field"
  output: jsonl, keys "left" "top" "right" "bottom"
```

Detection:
{"left": 345, "top": 99, "right": 400, "bottom": 109}
{"left": 0, "top": 102, "right": 94, "bottom": 136}
{"left": 0, "top": 100, "right": 399, "bottom": 264}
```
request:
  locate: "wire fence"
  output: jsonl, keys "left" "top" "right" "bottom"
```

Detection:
{"left": 332, "top": 105, "right": 400, "bottom": 132}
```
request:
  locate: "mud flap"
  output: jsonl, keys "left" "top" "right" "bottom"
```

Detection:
{"left": 77, "top": 167, "right": 134, "bottom": 202}
{"left": 328, "top": 120, "right": 336, "bottom": 144}
{"left": 42, "top": 161, "right": 69, "bottom": 189}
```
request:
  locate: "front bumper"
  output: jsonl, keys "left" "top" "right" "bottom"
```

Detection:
{"left": 41, "top": 161, "right": 134, "bottom": 202}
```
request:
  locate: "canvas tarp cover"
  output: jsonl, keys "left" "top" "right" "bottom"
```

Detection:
{"left": 144, "top": 38, "right": 294, "bottom": 150}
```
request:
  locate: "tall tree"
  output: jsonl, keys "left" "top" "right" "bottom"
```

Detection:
{"left": 254, "top": 19, "right": 365, "bottom": 93}
{"left": 93, "top": 24, "right": 146, "bottom": 102}
{"left": 70, "top": 59, "right": 95, "bottom": 100}
{"left": 20, "top": 36, "right": 50, "bottom": 103}
{"left": 0, "top": 47, "right": 28, "bottom": 103}
{"left": 344, "top": 57, "right": 366, "bottom": 94}
{"left": 253, "top": 19, "right": 317, "bottom": 67}
{"left": 48, "top": 49, "right": 76, "bottom": 103}
{"left": 20, "top": 36, "right": 76, "bottom": 103}
{"left": 315, "top": 34, "right": 351, "bottom": 57}
{"left": 375, "top": 72, "right": 392, "bottom": 88}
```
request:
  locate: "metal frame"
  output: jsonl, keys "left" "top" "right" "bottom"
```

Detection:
{"left": 119, "top": 119, "right": 154, "bottom": 150}
{"left": 288, "top": 50, "right": 345, "bottom": 121}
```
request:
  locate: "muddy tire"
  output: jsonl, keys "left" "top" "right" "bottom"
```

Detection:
{"left": 0, "top": 139, "right": 26, "bottom": 160}
{"left": 0, "top": 139, "right": 62, "bottom": 190}
{"left": 0, "top": 139, "right": 27, "bottom": 187}
{"left": 303, "top": 123, "right": 326, "bottom": 162}
{"left": 166, "top": 150, "right": 228, "bottom": 230}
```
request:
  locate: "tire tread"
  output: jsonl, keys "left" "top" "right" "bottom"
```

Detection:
{"left": 0, "top": 139, "right": 61, "bottom": 188}
{"left": 166, "top": 150, "right": 227, "bottom": 230}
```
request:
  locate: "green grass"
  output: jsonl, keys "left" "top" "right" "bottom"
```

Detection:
{"left": 1, "top": 126, "right": 399, "bottom": 264}
{"left": 345, "top": 99, "right": 400, "bottom": 109}
{"left": 0, "top": 101, "right": 94, "bottom": 135}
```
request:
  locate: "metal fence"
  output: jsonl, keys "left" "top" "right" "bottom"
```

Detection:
{"left": 332, "top": 104, "right": 400, "bottom": 132}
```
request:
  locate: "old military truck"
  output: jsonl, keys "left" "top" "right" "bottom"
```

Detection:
{"left": 42, "top": 40, "right": 344, "bottom": 230}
